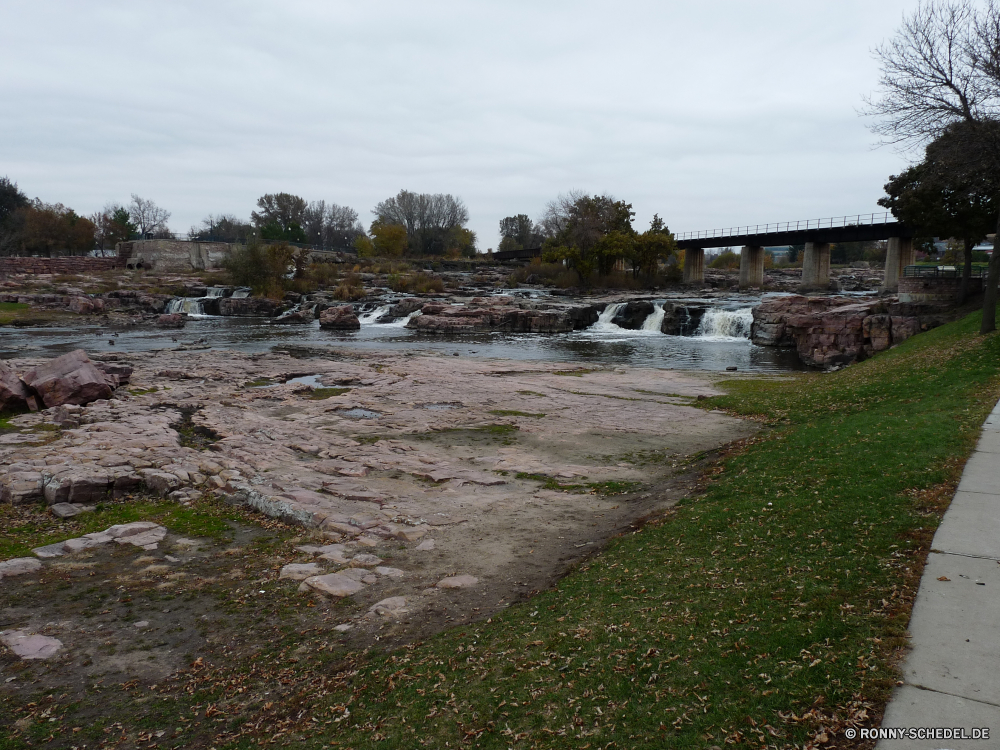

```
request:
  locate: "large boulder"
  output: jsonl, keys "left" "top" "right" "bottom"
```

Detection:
{"left": 406, "top": 300, "right": 573, "bottom": 334}
{"left": 156, "top": 313, "right": 186, "bottom": 328}
{"left": 0, "top": 361, "right": 30, "bottom": 411}
{"left": 274, "top": 305, "right": 316, "bottom": 324}
{"left": 20, "top": 350, "right": 114, "bottom": 407}
{"left": 319, "top": 305, "right": 361, "bottom": 330}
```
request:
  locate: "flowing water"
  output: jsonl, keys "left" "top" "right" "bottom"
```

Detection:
{"left": 1, "top": 297, "right": 804, "bottom": 373}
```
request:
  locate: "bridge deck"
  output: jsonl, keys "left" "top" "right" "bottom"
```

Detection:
{"left": 675, "top": 221, "right": 911, "bottom": 250}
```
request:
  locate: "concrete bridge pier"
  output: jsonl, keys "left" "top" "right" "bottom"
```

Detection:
{"left": 800, "top": 242, "right": 831, "bottom": 291}
{"left": 683, "top": 247, "right": 705, "bottom": 284}
{"left": 882, "top": 237, "right": 915, "bottom": 293}
{"left": 739, "top": 246, "right": 764, "bottom": 289}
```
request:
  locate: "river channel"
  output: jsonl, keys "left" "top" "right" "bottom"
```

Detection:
{"left": 1, "top": 292, "right": 808, "bottom": 372}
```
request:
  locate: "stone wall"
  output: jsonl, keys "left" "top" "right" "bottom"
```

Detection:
{"left": 117, "top": 240, "right": 231, "bottom": 272}
{"left": 899, "top": 275, "right": 981, "bottom": 304}
{"left": 0, "top": 257, "right": 122, "bottom": 275}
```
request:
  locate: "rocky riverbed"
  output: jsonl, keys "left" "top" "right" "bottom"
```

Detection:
{"left": 0, "top": 347, "right": 754, "bottom": 662}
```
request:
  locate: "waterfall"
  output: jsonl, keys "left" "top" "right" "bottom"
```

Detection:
{"left": 359, "top": 305, "right": 392, "bottom": 325}
{"left": 640, "top": 303, "right": 665, "bottom": 333}
{"left": 232, "top": 288, "right": 251, "bottom": 299}
{"left": 206, "top": 287, "right": 225, "bottom": 298}
{"left": 694, "top": 307, "right": 753, "bottom": 340}
{"left": 166, "top": 297, "right": 205, "bottom": 315}
{"left": 589, "top": 302, "right": 628, "bottom": 332}
{"left": 387, "top": 310, "right": 420, "bottom": 328}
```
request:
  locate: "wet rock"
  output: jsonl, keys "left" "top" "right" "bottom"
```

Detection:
{"left": 218, "top": 296, "right": 286, "bottom": 317}
{"left": 0, "top": 361, "right": 30, "bottom": 411}
{"left": 0, "top": 629, "right": 63, "bottom": 660}
{"left": 0, "top": 558, "right": 42, "bottom": 578}
{"left": 280, "top": 563, "right": 323, "bottom": 580}
{"left": 611, "top": 301, "right": 654, "bottom": 329}
{"left": 388, "top": 298, "right": 425, "bottom": 318}
{"left": 157, "top": 313, "right": 187, "bottom": 328}
{"left": 274, "top": 305, "right": 315, "bottom": 324}
{"left": 436, "top": 574, "right": 478, "bottom": 589}
{"left": 408, "top": 301, "right": 573, "bottom": 334}
{"left": 302, "top": 573, "right": 366, "bottom": 598}
{"left": 20, "top": 349, "right": 113, "bottom": 407}
{"left": 319, "top": 305, "right": 361, "bottom": 330}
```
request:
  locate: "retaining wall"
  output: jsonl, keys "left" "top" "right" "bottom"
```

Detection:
{"left": 0, "top": 257, "right": 122, "bottom": 275}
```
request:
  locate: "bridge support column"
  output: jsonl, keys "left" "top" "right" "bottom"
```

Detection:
{"left": 800, "top": 242, "right": 831, "bottom": 291}
{"left": 739, "top": 246, "right": 764, "bottom": 289}
{"left": 683, "top": 247, "right": 704, "bottom": 284}
{"left": 882, "top": 237, "right": 913, "bottom": 293}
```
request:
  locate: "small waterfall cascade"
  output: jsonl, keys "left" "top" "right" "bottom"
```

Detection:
{"left": 695, "top": 307, "right": 753, "bottom": 339}
{"left": 640, "top": 303, "right": 665, "bottom": 333}
{"left": 231, "top": 288, "right": 251, "bottom": 299}
{"left": 388, "top": 310, "right": 420, "bottom": 328}
{"left": 358, "top": 305, "right": 392, "bottom": 325}
{"left": 589, "top": 302, "right": 628, "bottom": 332}
{"left": 165, "top": 297, "right": 206, "bottom": 315}
{"left": 206, "top": 287, "right": 225, "bottom": 298}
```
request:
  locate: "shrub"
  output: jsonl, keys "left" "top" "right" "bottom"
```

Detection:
{"left": 708, "top": 249, "right": 740, "bottom": 270}
{"left": 333, "top": 272, "right": 365, "bottom": 301}
{"left": 388, "top": 271, "right": 444, "bottom": 294}
{"left": 222, "top": 239, "right": 296, "bottom": 298}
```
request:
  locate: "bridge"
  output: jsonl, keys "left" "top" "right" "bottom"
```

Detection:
{"left": 675, "top": 212, "right": 915, "bottom": 291}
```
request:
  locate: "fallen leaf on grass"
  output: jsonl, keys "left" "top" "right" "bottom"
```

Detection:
{"left": 937, "top": 576, "right": 951, "bottom": 581}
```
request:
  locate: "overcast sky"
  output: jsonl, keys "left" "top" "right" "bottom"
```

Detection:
{"left": 2, "top": 1, "right": 926, "bottom": 248}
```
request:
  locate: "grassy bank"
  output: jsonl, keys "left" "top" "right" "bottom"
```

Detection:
{"left": 1, "top": 311, "right": 998, "bottom": 749}
{"left": 281, "top": 310, "right": 1000, "bottom": 749}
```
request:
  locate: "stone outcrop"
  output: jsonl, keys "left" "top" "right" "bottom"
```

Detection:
{"left": 0, "top": 361, "right": 30, "bottom": 410}
{"left": 319, "top": 305, "right": 361, "bottom": 330}
{"left": 408, "top": 298, "right": 574, "bottom": 334}
{"left": 274, "top": 305, "right": 316, "bottom": 324}
{"left": 20, "top": 349, "right": 114, "bottom": 407}
{"left": 751, "top": 295, "right": 946, "bottom": 368}
{"left": 388, "top": 298, "right": 425, "bottom": 318}
{"left": 218, "top": 296, "right": 286, "bottom": 317}
{"left": 611, "top": 301, "right": 654, "bottom": 329}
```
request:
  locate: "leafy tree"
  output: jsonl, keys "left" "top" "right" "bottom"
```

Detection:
{"left": 879, "top": 133, "right": 998, "bottom": 302}
{"left": 0, "top": 176, "right": 28, "bottom": 256}
{"left": 540, "top": 193, "right": 636, "bottom": 281}
{"left": 864, "top": 0, "right": 1000, "bottom": 330}
{"left": 189, "top": 214, "right": 253, "bottom": 243}
{"left": 128, "top": 194, "right": 171, "bottom": 238}
{"left": 251, "top": 193, "right": 307, "bottom": 236}
{"left": 628, "top": 215, "right": 678, "bottom": 279}
{"left": 261, "top": 220, "right": 306, "bottom": 244}
{"left": 91, "top": 204, "right": 136, "bottom": 254}
{"left": 20, "top": 201, "right": 96, "bottom": 256}
{"left": 372, "top": 190, "right": 470, "bottom": 256}
{"left": 222, "top": 238, "right": 295, "bottom": 298}
{"left": 498, "top": 214, "right": 541, "bottom": 251}
{"left": 370, "top": 221, "right": 408, "bottom": 257}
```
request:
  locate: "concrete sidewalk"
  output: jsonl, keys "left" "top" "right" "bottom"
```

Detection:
{"left": 877, "top": 399, "right": 1000, "bottom": 749}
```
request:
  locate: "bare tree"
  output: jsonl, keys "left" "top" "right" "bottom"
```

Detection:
{"left": 372, "top": 190, "right": 469, "bottom": 255}
{"left": 128, "top": 194, "right": 171, "bottom": 238}
{"left": 865, "top": 0, "right": 1000, "bottom": 332}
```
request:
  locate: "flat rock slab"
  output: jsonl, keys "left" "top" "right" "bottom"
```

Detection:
{"left": 415, "top": 539, "right": 435, "bottom": 551}
{"left": 50, "top": 502, "right": 95, "bottom": 518}
{"left": 0, "top": 557, "right": 43, "bottom": 578}
{"left": 437, "top": 574, "right": 478, "bottom": 589}
{"left": 375, "top": 566, "right": 405, "bottom": 578}
{"left": 32, "top": 543, "right": 67, "bottom": 559}
{"left": 0, "top": 629, "right": 63, "bottom": 660}
{"left": 349, "top": 553, "right": 383, "bottom": 567}
{"left": 114, "top": 527, "right": 168, "bottom": 548}
{"left": 280, "top": 563, "right": 322, "bottom": 580}
{"left": 302, "top": 573, "right": 366, "bottom": 598}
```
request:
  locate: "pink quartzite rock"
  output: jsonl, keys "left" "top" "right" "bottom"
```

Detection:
{"left": 319, "top": 305, "right": 361, "bottom": 330}
{"left": 0, "top": 630, "right": 63, "bottom": 660}
{"left": 302, "top": 573, "right": 366, "bottom": 597}
{"left": 406, "top": 300, "right": 573, "bottom": 334}
{"left": 20, "top": 349, "right": 113, "bottom": 407}
{"left": 0, "top": 361, "right": 30, "bottom": 410}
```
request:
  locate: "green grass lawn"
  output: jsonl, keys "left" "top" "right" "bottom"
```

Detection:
{"left": 2, "top": 310, "right": 997, "bottom": 750}
{"left": 271, "top": 310, "right": 996, "bottom": 749}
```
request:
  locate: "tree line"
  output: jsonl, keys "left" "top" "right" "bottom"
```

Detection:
{"left": 865, "top": 0, "right": 1000, "bottom": 331}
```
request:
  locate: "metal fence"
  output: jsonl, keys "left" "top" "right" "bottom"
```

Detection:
{"left": 675, "top": 212, "right": 897, "bottom": 242}
{"left": 903, "top": 264, "right": 989, "bottom": 279}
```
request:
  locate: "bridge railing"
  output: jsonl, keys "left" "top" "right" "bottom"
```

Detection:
{"left": 675, "top": 212, "right": 897, "bottom": 242}
{"left": 903, "top": 264, "right": 989, "bottom": 279}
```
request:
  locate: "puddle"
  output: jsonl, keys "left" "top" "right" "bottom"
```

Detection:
{"left": 335, "top": 408, "right": 381, "bottom": 420}
{"left": 286, "top": 374, "right": 324, "bottom": 387}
